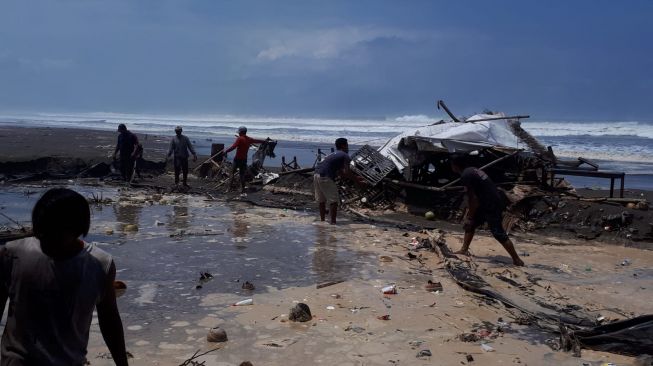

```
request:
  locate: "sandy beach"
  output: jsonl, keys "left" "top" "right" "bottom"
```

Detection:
{"left": 1, "top": 127, "right": 652, "bottom": 365}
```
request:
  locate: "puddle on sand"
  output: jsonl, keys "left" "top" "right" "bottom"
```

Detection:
{"left": 0, "top": 185, "right": 384, "bottom": 340}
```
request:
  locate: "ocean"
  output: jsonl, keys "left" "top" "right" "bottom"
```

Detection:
{"left": 1, "top": 112, "right": 652, "bottom": 189}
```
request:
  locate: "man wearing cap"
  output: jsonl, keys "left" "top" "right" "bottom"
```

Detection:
{"left": 167, "top": 126, "right": 197, "bottom": 187}
{"left": 113, "top": 124, "right": 139, "bottom": 182}
{"left": 224, "top": 126, "right": 266, "bottom": 193}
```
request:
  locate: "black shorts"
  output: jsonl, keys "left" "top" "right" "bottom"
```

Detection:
{"left": 471, "top": 209, "right": 509, "bottom": 243}
{"left": 232, "top": 159, "right": 247, "bottom": 174}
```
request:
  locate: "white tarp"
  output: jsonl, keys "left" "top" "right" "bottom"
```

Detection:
{"left": 378, "top": 114, "right": 524, "bottom": 170}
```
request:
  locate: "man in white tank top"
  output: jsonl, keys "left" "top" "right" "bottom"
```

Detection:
{"left": 0, "top": 188, "right": 128, "bottom": 366}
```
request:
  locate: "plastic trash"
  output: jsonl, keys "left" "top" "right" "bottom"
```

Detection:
{"left": 326, "top": 305, "right": 335, "bottom": 310}
{"left": 558, "top": 264, "right": 572, "bottom": 274}
{"left": 480, "top": 343, "right": 495, "bottom": 352}
{"left": 382, "top": 285, "right": 397, "bottom": 294}
{"left": 233, "top": 298, "right": 253, "bottom": 306}
{"left": 621, "top": 258, "right": 632, "bottom": 266}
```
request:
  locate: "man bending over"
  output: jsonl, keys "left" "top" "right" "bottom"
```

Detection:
{"left": 450, "top": 154, "right": 524, "bottom": 266}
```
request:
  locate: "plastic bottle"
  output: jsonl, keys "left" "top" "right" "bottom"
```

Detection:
{"left": 233, "top": 298, "right": 253, "bottom": 306}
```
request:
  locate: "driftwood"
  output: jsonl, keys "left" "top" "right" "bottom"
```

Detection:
{"left": 178, "top": 348, "right": 220, "bottom": 366}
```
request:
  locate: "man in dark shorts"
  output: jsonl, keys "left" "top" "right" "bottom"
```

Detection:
{"left": 314, "top": 138, "right": 361, "bottom": 224}
{"left": 224, "top": 126, "right": 266, "bottom": 193}
{"left": 450, "top": 154, "right": 524, "bottom": 266}
{"left": 113, "top": 123, "right": 139, "bottom": 182}
{"left": 0, "top": 188, "right": 129, "bottom": 365}
{"left": 167, "top": 125, "right": 198, "bottom": 187}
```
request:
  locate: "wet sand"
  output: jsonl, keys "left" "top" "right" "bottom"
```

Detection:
{"left": 1, "top": 186, "right": 650, "bottom": 365}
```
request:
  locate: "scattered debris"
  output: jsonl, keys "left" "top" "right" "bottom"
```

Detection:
{"left": 178, "top": 348, "right": 220, "bottom": 366}
{"left": 241, "top": 281, "right": 255, "bottom": 290}
{"left": 424, "top": 280, "right": 443, "bottom": 292}
{"left": 344, "top": 325, "right": 366, "bottom": 334}
{"left": 416, "top": 349, "right": 432, "bottom": 358}
{"left": 316, "top": 280, "right": 345, "bottom": 289}
{"left": 123, "top": 224, "right": 139, "bottom": 232}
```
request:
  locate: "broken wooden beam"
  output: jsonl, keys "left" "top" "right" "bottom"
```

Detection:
{"left": 440, "top": 149, "right": 523, "bottom": 189}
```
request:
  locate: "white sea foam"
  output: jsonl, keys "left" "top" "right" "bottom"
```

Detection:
{"left": 521, "top": 121, "right": 653, "bottom": 139}
{"left": 0, "top": 112, "right": 651, "bottom": 166}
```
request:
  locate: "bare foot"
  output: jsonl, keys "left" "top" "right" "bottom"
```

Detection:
{"left": 453, "top": 250, "right": 470, "bottom": 256}
{"left": 513, "top": 258, "right": 525, "bottom": 267}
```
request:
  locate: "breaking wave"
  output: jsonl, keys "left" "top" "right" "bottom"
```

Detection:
{"left": 0, "top": 112, "right": 651, "bottom": 169}
{"left": 520, "top": 121, "right": 653, "bottom": 139}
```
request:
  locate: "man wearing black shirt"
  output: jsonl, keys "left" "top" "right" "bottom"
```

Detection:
{"left": 450, "top": 154, "right": 524, "bottom": 266}
{"left": 113, "top": 124, "right": 139, "bottom": 182}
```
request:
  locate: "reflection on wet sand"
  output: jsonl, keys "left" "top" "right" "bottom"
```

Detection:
{"left": 113, "top": 192, "right": 142, "bottom": 230}
{"left": 229, "top": 207, "right": 250, "bottom": 249}
{"left": 312, "top": 225, "right": 353, "bottom": 284}
{"left": 167, "top": 198, "right": 190, "bottom": 233}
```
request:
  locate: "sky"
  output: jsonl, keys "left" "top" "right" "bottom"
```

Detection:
{"left": 0, "top": 0, "right": 651, "bottom": 120}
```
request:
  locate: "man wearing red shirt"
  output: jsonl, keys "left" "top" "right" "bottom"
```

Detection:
{"left": 225, "top": 126, "right": 266, "bottom": 193}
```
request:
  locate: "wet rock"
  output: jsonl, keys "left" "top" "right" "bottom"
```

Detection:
{"left": 466, "top": 354, "right": 474, "bottom": 362}
{"left": 207, "top": 327, "right": 228, "bottom": 342}
{"left": 239, "top": 362, "right": 253, "bottom": 366}
{"left": 242, "top": 281, "right": 255, "bottom": 290}
{"left": 289, "top": 303, "right": 312, "bottom": 322}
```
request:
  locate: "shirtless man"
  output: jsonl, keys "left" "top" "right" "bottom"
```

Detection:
{"left": 450, "top": 154, "right": 524, "bottom": 266}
